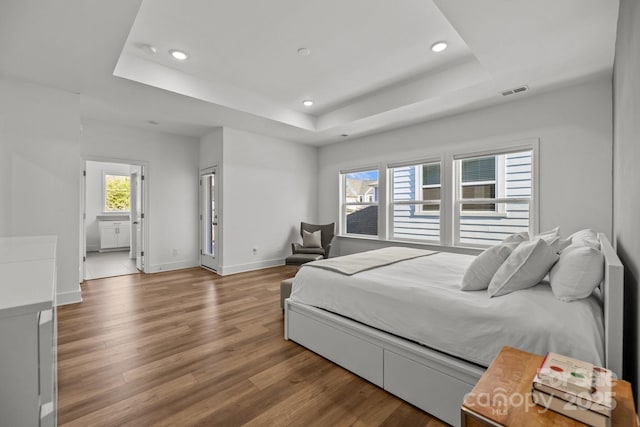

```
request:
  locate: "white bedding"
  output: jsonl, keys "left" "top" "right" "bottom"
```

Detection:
{"left": 289, "top": 251, "right": 605, "bottom": 367}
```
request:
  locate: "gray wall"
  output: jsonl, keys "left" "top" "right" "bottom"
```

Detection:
{"left": 0, "top": 77, "right": 82, "bottom": 304}
{"left": 613, "top": 0, "right": 640, "bottom": 407}
{"left": 319, "top": 78, "right": 613, "bottom": 256}
{"left": 199, "top": 127, "right": 318, "bottom": 275}
{"left": 81, "top": 119, "right": 201, "bottom": 274}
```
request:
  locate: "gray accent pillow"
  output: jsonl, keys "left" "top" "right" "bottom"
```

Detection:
{"left": 302, "top": 229, "right": 322, "bottom": 248}
{"left": 488, "top": 239, "right": 559, "bottom": 297}
{"left": 461, "top": 242, "right": 520, "bottom": 291}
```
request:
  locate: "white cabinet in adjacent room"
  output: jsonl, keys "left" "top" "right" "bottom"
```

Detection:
{"left": 0, "top": 236, "right": 58, "bottom": 427}
{"left": 99, "top": 220, "right": 130, "bottom": 250}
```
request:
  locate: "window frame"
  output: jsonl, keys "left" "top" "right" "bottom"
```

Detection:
{"left": 102, "top": 171, "right": 131, "bottom": 214}
{"left": 389, "top": 158, "right": 443, "bottom": 244}
{"left": 339, "top": 166, "right": 380, "bottom": 238}
{"left": 453, "top": 144, "right": 537, "bottom": 248}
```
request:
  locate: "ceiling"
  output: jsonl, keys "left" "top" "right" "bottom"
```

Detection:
{"left": 0, "top": 0, "right": 620, "bottom": 145}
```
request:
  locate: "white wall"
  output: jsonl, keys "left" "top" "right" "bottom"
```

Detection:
{"left": 208, "top": 127, "right": 317, "bottom": 275}
{"left": 0, "top": 77, "right": 82, "bottom": 304}
{"left": 318, "top": 78, "right": 613, "bottom": 256}
{"left": 81, "top": 119, "right": 200, "bottom": 273}
{"left": 85, "top": 160, "right": 132, "bottom": 252}
{"left": 199, "top": 127, "right": 223, "bottom": 170}
{"left": 613, "top": 0, "right": 640, "bottom": 406}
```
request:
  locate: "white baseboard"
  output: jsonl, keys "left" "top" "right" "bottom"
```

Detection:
{"left": 219, "top": 258, "right": 285, "bottom": 276}
{"left": 146, "top": 259, "right": 199, "bottom": 274}
{"left": 57, "top": 285, "right": 83, "bottom": 306}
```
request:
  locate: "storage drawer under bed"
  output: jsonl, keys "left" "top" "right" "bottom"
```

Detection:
{"left": 287, "top": 308, "right": 384, "bottom": 386}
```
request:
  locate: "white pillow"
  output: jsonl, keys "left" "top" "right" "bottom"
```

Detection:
{"left": 569, "top": 229, "right": 600, "bottom": 250}
{"left": 550, "top": 244, "right": 604, "bottom": 302}
{"left": 302, "top": 229, "right": 322, "bottom": 248}
{"left": 461, "top": 242, "right": 520, "bottom": 291}
{"left": 502, "top": 232, "right": 529, "bottom": 243}
{"left": 488, "top": 239, "right": 559, "bottom": 297}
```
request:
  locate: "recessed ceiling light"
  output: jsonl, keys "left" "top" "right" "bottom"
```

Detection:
{"left": 341, "top": 134, "right": 349, "bottom": 137}
{"left": 297, "top": 47, "right": 311, "bottom": 56}
{"left": 431, "top": 41, "right": 448, "bottom": 53}
{"left": 147, "top": 120, "right": 159, "bottom": 125}
{"left": 302, "top": 100, "right": 314, "bottom": 107}
{"left": 169, "top": 49, "right": 189, "bottom": 60}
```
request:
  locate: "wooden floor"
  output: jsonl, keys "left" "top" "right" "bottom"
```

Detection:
{"left": 57, "top": 266, "right": 447, "bottom": 427}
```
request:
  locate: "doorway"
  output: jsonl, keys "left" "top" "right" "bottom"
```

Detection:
{"left": 81, "top": 159, "right": 146, "bottom": 280}
{"left": 200, "top": 167, "right": 219, "bottom": 272}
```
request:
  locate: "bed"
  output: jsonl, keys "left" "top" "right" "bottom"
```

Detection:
{"left": 283, "top": 233, "right": 623, "bottom": 427}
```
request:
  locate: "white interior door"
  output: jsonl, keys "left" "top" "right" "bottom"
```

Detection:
{"left": 80, "top": 162, "right": 87, "bottom": 282}
{"left": 200, "top": 168, "right": 218, "bottom": 271}
{"left": 130, "top": 171, "right": 138, "bottom": 260}
{"left": 131, "top": 169, "right": 144, "bottom": 271}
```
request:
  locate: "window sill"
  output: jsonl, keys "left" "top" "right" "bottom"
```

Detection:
{"left": 338, "top": 233, "right": 379, "bottom": 241}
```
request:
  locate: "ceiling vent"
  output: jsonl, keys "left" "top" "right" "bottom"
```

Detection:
{"left": 501, "top": 85, "right": 529, "bottom": 96}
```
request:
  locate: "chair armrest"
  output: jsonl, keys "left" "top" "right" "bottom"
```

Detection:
{"left": 292, "top": 242, "right": 303, "bottom": 254}
{"left": 324, "top": 243, "right": 333, "bottom": 258}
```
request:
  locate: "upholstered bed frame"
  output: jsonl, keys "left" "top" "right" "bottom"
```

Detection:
{"left": 283, "top": 234, "right": 623, "bottom": 427}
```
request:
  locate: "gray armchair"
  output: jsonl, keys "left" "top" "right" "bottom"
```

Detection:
{"left": 291, "top": 222, "right": 335, "bottom": 259}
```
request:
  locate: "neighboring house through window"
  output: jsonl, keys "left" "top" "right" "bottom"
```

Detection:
{"left": 455, "top": 150, "right": 531, "bottom": 246}
{"left": 460, "top": 156, "right": 498, "bottom": 212}
{"left": 419, "top": 162, "right": 441, "bottom": 213}
{"left": 390, "top": 160, "right": 441, "bottom": 242}
{"left": 341, "top": 169, "right": 379, "bottom": 236}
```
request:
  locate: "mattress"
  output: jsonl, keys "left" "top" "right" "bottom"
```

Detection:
{"left": 289, "top": 251, "right": 605, "bottom": 367}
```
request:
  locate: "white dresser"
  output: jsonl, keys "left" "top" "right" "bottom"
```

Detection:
{"left": 0, "top": 236, "right": 58, "bottom": 427}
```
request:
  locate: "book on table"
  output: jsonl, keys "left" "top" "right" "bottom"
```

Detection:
{"left": 531, "top": 352, "right": 614, "bottom": 427}
{"left": 531, "top": 388, "right": 611, "bottom": 427}
{"left": 537, "top": 352, "right": 595, "bottom": 394}
{"left": 532, "top": 366, "right": 614, "bottom": 417}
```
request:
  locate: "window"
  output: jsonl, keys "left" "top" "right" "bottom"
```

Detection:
{"left": 104, "top": 174, "right": 131, "bottom": 212}
{"left": 341, "top": 169, "right": 379, "bottom": 236}
{"left": 461, "top": 156, "right": 497, "bottom": 212}
{"left": 420, "top": 163, "right": 441, "bottom": 212}
{"left": 390, "top": 161, "right": 441, "bottom": 242}
{"left": 339, "top": 142, "right": 536, "bottom": 248}
{"left": 455, "top": 150, "right": 533, "bottom": 246}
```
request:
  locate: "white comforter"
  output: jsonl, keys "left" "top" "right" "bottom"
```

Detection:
{"left": 289, "top": 251, "right": 605, "bottom": 367}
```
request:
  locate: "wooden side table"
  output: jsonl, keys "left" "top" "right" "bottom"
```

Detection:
{"left": 461, "top": 346, "right": 638, "bottom": 427}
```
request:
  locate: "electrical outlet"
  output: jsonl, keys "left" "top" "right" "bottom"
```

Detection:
{"left": 172, "top": 248, "right": 178, "bottom": 256}
{"left": 252, "top": 247, "right": 258, "bottom": 255}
